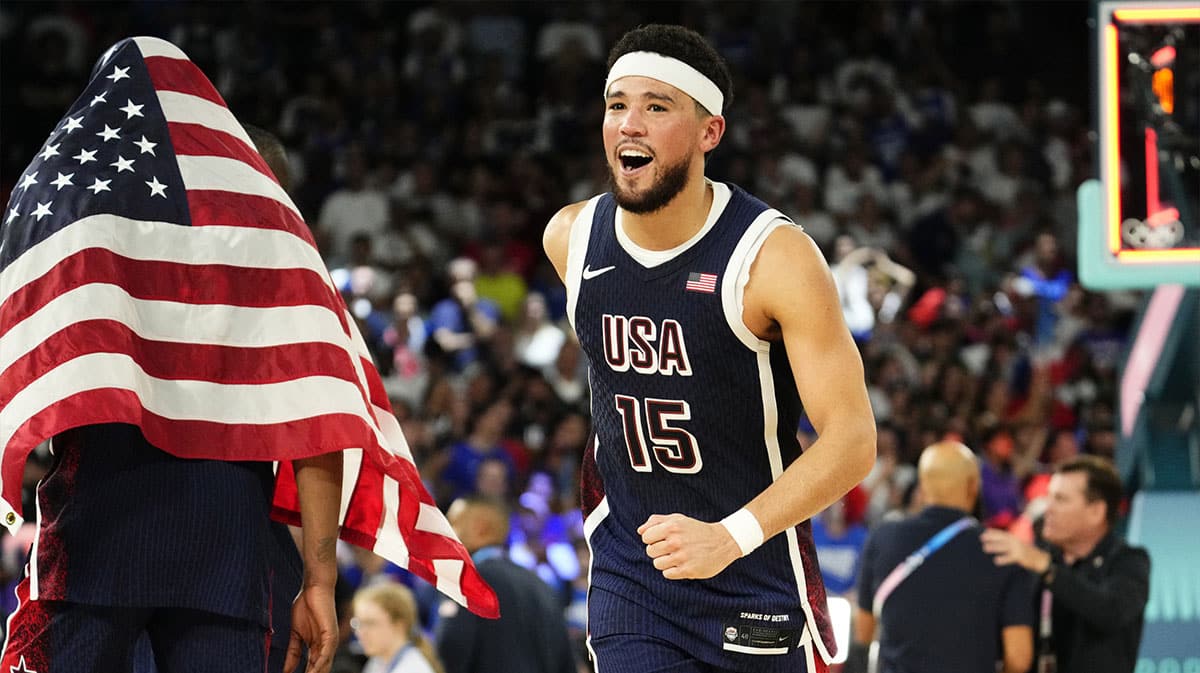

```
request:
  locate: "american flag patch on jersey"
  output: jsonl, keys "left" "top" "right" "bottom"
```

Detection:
{"left": 685, "top": 272, "right": 718, "bottom": 293}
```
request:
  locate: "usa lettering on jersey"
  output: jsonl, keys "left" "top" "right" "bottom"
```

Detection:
{"left": 601, "top": 314, "right": 693, "bottom": 376}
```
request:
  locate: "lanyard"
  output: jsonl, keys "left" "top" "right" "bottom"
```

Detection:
{"left": 1040, "top": 588, "right": 1054, "bottom": 639}
{"left": 872, "top": 516, "right": 975, "bottom": 616}
{"left": 1037, "top": 588, "right": 1057, "bottom": 672}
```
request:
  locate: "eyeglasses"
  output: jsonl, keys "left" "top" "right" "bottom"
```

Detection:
{"left": 350, "top": 617, "right": 385, "bottom": 631}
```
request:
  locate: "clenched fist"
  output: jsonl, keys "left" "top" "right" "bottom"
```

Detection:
{"left": 638, "top": 513, "right": 743, "bottom": 580}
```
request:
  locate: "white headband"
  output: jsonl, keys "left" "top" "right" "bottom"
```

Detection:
{"left": 604, "top": 51, "right": 724, "bottom": 116}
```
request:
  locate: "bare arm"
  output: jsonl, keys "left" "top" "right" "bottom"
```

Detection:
{"left": 853, "top": 606, "right": 877, "bottom": 644}
{"left": 1001, "top": 625, "right": 1034, "bottom": 673}
{"left": 837, "top": 245, "right": 877, "bottom": 269}
{"left": 285, "top": 451, "right": 343, "bottom": 673}
{"left": 640, "top": 225, "right": 877, "bottom": 579}
{"left": 742, "top": 225, "right": 877, "bottom": 539}
{"left": 873, "top": 251, "right": 916, "bottom": 288}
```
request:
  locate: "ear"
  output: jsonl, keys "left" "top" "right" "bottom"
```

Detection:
{"left": 1086, "top": 499, "right": 1108, "bottom": 529}
{"left": 699, "top": 114, "right": 725, "bottom": 153}
{"left": 966, "top": 473, "right": 981, "bottom": 502}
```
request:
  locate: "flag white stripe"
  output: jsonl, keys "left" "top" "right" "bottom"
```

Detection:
{"left": 338, "top": 448, "right": 363, "bottom": 525}
{"left": 433, "top": 558, "right": 467, "bottom": 606}
{"left": 371, "top": 401, "right": 415, "bottom": 462}
{"left": 0, "top": 215, "right": 327, "bottom": 307}
{"left": 176, "top": 154, "right": 301, "bottom": 219}
{"left": 2, "top": 285, "right": 349, "bottom": 372}
{"left": 134, "top": 36, "right": 189, "bottom": 61}
{"left": 1, "top": 353, "right": 374, "bottom": 452}
{"left": 375, "top": 475, "right": 410, "bottom": 565}
{"left": 417, "top": 502, "right": 456, "bottom": 537}
{"left": 156, "top": 90, "right": 253, "bottom": 148}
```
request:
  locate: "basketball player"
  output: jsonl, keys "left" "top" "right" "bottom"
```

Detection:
{"left": 543, "top": 24, "right": 876, "bottom": 673}
{"left": 2, "top": 105, "right": 339, "bottom": 673}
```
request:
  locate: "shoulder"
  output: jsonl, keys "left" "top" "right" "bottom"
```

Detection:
{"left": 753, "top": 222, "right": 826, "bottom": 272}
{"left": 746, "top": 224, "right": 832, "bottom": 304}
{"left": 744, "top": 223, "right": 841, "bottom": 330}
{"left": 862, "top": 517, "right": 906, "bottom": 552}
{"left": 476, "top": 555, "right": 515, "bottom": 581}
{"left": 543, "top": 199, "right": 591, "bottom": 280}
{"left": 428, "top": 299, "right": 459, "bottom": 321}
{"left": 476, "top": 297, "right": 501, "bottom": 316}
{"left": 546, "top": 199, "right": 591, "bottom": 232}
{"left": 1113, "top": 540, "right": 1151, "bottom": 570}
{"left": 400, "top": 649, "right": 438, "bottom": 673}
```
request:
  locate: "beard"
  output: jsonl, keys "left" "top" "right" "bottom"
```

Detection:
{"left": 608, "top": 154, "right": 691, "bottom": 215}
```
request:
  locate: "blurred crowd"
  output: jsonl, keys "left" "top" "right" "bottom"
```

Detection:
{"left": 1, "top": 1, "right": 1136, "bottom": 671}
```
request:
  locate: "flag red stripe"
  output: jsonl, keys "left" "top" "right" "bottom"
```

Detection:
{"left": 341, "top": 455, "right": 385, "bottom": 540}
{"left": 410, "top": 529, "right": 489, "bottom": 559}
{"left": 143, "top": 55, "right": 227, "bottom": 108}
{"left": 1, "top": 247, "right": 337, "bottom": 337}
{"left": 271, "top": 460, "right": 300, "bottom": 522}
{"left": 360, "top": 355, "right": 391, "bottom": 407}
{"left": 168, "top": 121, "right": 274, "bottom": 180}
{"left": 4, "top": 390, "right": 385, "bottom": 499}
{"left": 186, "top": 189, "right": 316, "bottom": 241}
{"left": 1, "top": 320, "right": 358, "bottom": 396}
{"left": 366, "top": 437, "right": 434, "bottom": 506}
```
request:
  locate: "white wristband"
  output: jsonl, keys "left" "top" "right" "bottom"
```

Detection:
{"left": 719, "top": 508, "right": 764, "bottom": 557}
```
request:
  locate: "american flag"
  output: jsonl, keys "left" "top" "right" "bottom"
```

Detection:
{"left": 0, "top": 37, "right": 498, "bottom": 618}
{"left": 684, "top": 271, "right": 718, "bottom": 293}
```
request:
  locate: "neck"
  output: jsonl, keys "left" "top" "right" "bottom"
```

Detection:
{"left": 381, "top": 634, "right": 409, "bottom": 662}
{"left": 1061, "top": 527, "right": 1107, "bottom": 563}
{"left": 924, "top": 497, "right": 972, "bottom": 514}
{"left": 620, "top": 173, "right": 712, "bottom": 251}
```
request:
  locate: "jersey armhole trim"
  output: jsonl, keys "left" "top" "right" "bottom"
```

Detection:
{"left": 721, "top": 211, "right": 795, "bottom": 352}
{"left": 565, "top": 196, "right": 602, "bottom": 330}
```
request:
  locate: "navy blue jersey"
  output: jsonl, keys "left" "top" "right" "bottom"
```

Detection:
{"left": 568, "top": 183, "right": 836, "bottom": 671}
{"left": 31, "top": 423, "right": 276, "bottom": 626}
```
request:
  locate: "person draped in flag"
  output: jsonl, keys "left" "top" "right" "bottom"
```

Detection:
{"left": 0, "top": 37, "right": 496, "bottom": 673}
{"left": 542, "top": 24, "right": 877, "bottom": 673}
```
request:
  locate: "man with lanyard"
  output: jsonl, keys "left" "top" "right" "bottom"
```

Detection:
{"left": 983, "top": 455, "right": 1150, "bottom": 673}
{"left": 855, "top": 442, "right": 1034, "bottom": 673}
{"left": 436, "top": 496, "right": 575, "bottom": 673}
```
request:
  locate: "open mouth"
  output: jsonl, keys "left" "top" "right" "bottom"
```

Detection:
{"left": 619, "top": 149, "right": 653, "bottom": 173}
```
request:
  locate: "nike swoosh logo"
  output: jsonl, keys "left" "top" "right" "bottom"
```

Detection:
{"left": 582, "top": 264, "right": 616, "bottom": 280}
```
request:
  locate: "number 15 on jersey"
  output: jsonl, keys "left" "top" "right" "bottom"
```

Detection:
{"left": 614, "top": 395, "right": 703, "bottom": 474}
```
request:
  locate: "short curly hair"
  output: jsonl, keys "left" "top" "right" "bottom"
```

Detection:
{"left": 606, "top": 24, "right": 734, "bottom": 115}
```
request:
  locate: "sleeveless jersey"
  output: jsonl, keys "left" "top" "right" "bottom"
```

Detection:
{"left": 567, "top": 183, "right": 836, "bottom": 671}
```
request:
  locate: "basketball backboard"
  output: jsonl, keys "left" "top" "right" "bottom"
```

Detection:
{"left": 1081, "top": 1, "right": 1200, "bottom": 289}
